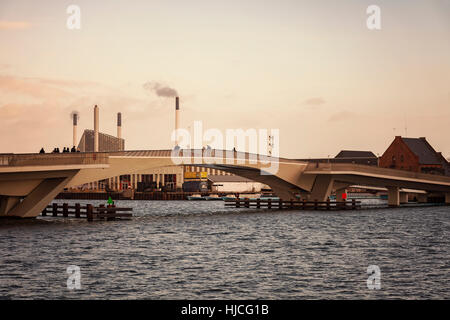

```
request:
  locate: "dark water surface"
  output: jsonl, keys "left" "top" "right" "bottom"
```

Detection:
{"left": 0, "top": 200, "right": 449, "bottom": 299}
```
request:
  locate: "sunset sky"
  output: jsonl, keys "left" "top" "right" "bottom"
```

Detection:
{"left": 0, "top": 0, "right": 449, "bottom": 158}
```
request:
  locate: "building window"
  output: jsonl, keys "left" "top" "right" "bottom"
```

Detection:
{"left": 164, "top": 174, "right": 177, "bottom": 190}
{"left": 400, "top": 155, "right": 404, "bottom": 162}
{"left": 141, "top": 174, "right": 153, "bottom": 183}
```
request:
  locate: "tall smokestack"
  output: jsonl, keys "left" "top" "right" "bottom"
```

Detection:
{"left": 175, "top": 97, "right": 180, "bottom": 146}
{"left": 117, "top": 112, "right": 122, "bottom": 139}
{"left": 94, "top": 105, "right": 99, "bottom": 152}
{"left": 72, "top": 113, "right": 78, "bottom": 148}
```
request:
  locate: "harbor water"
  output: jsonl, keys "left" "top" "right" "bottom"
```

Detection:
{"left": 0, "top": 200, "right": 449, "bottom": 299}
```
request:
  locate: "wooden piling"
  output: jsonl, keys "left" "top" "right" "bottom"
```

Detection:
{"left": 224, "top": 198, "right": 361, "bottom": 211}
{"left": 62, "top": 203, "right": 68, "bottom": 217}
{"left": 87, "top": 204, "right": 93, "bottom": 222}
{"left": 52, "top": 203, "right": 58, "bottom": 217}
{"left": 75, "top": 203, "right": 81, "bottom": 218}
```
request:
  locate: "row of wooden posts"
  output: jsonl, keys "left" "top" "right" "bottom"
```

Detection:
{"left": 224, "top": 198, "right": 361, "bottom": 210}
{"left": 41, "top": 203, "right": 133, "bottom": 221}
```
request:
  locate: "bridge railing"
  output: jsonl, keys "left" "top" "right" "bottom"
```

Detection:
{"left": 0, "top": 153, "right": 109, "bottom": 167}
{"left": 116, "top": 149, "right": 301, "bottom": 164}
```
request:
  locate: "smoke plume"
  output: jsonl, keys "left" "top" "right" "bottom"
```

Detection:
{"left": 70, "top": 110, "right": 79, "bottom": 120}
{"left": 70, "top": 110, "right": 79, "bottom": 125}
{"left": 143, "top": 81, "right": 178, "bottom": 97}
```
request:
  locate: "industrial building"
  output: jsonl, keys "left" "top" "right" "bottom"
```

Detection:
{"left": 77, "top": 129, "right": 125, "bottom": 152}
{"left": 71, "top": 98, "right": 239, "bottom": 192}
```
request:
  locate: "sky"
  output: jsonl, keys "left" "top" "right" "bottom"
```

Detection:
{"left": 0, "top": 0, "right": 449, "bottom": 158}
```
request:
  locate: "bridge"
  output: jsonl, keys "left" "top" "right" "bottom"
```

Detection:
{"left": 1, "top": 149, "right": 450, "bottom": 218}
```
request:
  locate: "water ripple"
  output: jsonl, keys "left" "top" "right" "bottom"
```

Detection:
{"left": 0, "top": 199, "right": 449, "bottom": 299}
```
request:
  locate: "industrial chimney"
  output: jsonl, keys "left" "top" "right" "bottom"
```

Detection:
{"left": 117, "top": 112, "right": 122, "bottom": 139}
{"left": 72, "top": 113, "right": 78, "bottom": 148}
{"left": 175, "top": 96, "right": 180, "bottom": 146}
{"left": 94, "top": 105, "right": 99, "bottom": 152}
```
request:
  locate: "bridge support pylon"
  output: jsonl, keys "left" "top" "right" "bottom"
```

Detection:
{"left": 417, "top": 193, "right": 428, "bottom": 203}
{"left": 0, "top": 196, "right": 21, "bottom": 216}
{"left": 1, "top": 172, "right": 78, "bottom": 218}
{"left": 387, "top": 186, "right": 400, "bottom": 207}
{"left": 309, "top": 175, "right": 334, "bottom": 201}
{"left": 399, "top": 192, "right": 408, "bottom": 204}
{"left": 336, "top": 188, "right": 347, "bottom": 202}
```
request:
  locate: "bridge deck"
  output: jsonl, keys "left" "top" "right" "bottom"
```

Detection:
{"left": 304, "top": 162, "right": 450, "bottom": 186}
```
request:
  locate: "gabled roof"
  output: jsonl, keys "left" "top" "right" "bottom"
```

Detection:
{"left": 401, "top": 137, "right": 441, "bottom": 165}
{"left": 335, "top": 150, "right": 377, "bottom": 158}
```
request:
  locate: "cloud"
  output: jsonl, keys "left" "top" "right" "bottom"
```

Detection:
{"left": 302, "top": 97, "right": 326, "bottom": 106}
{"left": 143, "top": 81, "right": 178, "bottom": 98}
{"left": 328, "top": 111, "right": 357, "bottom": 122}
{"left": 0, "top": 21, "right": 31, "bottom": 30}
{"left": 0, "top": 64, "right": 11, "bottom": 71}
{"left": 0, "top": 75, "right": 71, "bottom": 100}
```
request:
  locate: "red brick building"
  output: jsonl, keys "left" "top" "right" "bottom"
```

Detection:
{"left": 379, "top": 136, "right": 449, "bottom": 176}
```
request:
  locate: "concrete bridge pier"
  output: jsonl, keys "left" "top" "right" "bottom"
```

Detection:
{"left": 399, "top": 192, "right": 409, "bottom": 204}
{"left": 309, "top": 175, "right": 334, "bottom": 201}
{"left": 270, "top": 185, "right": 298, "bottom": 201}
{"left": 387, "top": 186, "right": 400, "bottom": 207}
{"left": 0, "top": 196, "right": 21, "bottom": 216}
{"left": 335, "top": 188, "right": 348, "bottom": 202}
{"left": 417, "top": 193, "right": 428, "bottom": 203}
{"left": 0, "top": 170, "right": 79, "bottom": 218}
{"left": 6, "top": 176, "right": 76, "bottom": 218}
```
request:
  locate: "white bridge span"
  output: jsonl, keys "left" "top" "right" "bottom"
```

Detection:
{"left": 1, "top": 149, "right": 450, "bottom": 218}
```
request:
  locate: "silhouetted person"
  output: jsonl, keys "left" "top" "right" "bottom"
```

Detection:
{"left": 56, "top": 147, "right": 60, "bottom": 153}
{"left": 71, "top": 146, "right": 76, "bottom": 152}
{"left": 39, "top": 148, "right": 45, "bottom": 154}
